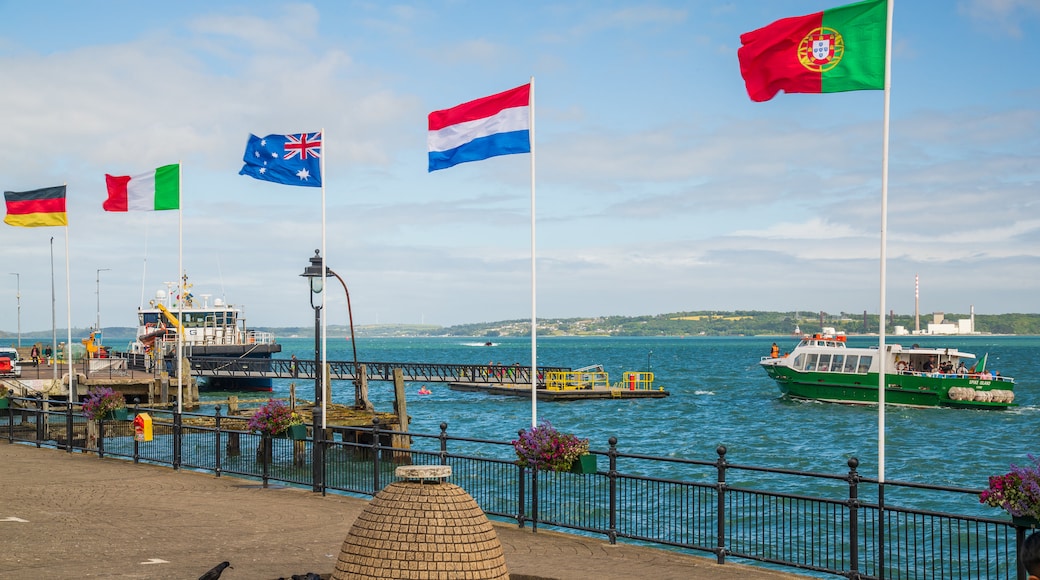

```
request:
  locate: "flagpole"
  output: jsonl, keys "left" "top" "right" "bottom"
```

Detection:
{"left": 177, "top": 161, "right": 184, "bottom": 415}
{"left": 63, "top": 186, "right": 75, "bottom": 402}
{"left": 320, "top": 128, "right": 327, "bottom": 431}
{"left": 528, "top": 77, "right": 538, "bottom": 428}
{"left": 50, "top": 236, "right": 57, "bottom": 381}
{"left": 878, "top": 0, "right": 894, "bottom": 486}
{"left": 877, "top": 1, "right": 895, "bottom": 573}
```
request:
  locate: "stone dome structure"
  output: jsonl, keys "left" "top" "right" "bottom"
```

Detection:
{"left": 332, "top": 465, "right": 509, "bottom": 579}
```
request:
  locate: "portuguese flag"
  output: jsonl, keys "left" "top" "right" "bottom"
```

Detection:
{"left": 738, "top": 0, "right": 887, "bottom": 102}
{"left": 4, "top": 185, "right": 68, "bottom": 227}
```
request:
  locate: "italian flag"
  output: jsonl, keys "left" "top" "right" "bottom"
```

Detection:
{"left": 103, "top": 164, "right": 180, "bottom": 212}
{"left": 738, "top": 0, "right": 887, "bottom": 102}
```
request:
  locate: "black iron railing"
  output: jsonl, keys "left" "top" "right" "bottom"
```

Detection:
{"left": 0, "top": 395, "right": 1031, "bottom": 580}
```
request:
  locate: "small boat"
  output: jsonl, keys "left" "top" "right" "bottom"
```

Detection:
{"left": 126, "top": 277, "right": 281, "bottom": 391}
{"left": 760, "top": 332, "right": 1015, "bottom": 409}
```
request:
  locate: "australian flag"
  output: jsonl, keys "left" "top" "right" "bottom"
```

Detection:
{"left": 239, "top": 131, "right": 322, "bottom": 187}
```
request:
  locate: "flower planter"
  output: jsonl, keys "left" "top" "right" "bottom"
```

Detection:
{"left": 1012, "top": 515, "right": 1039, "bottom": 529}
{"left": 276, "top": 424, "right": 307, "bottom": 440}
{"left": 569, "top": 454, "right": 598, "bottom": 474}
{"left": 102, "top": 408, "right": 129, "bottom": 421}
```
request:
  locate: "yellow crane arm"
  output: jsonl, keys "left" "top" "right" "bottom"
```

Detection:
{"left": 156, "top": 303, "right": 182, "bottom": 329}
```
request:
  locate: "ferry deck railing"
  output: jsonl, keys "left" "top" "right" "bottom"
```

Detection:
{"left": 0, "top": 394, "right": 1032, "bottom": 580}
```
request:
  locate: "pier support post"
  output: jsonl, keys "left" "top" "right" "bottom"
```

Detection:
{"left": 226, "top": 431, "right": 241, "bottom": 457}
{"left": 357, "top": 365, "right": 373, "bottom": 412}
{"left": 391, "top": 368, "right": 411, "bottom": 464}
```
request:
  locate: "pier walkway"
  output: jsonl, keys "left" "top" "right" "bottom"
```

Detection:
{"left": 187, "top": 356, "right": 571, "bottom": 385}
{"left": 0, "top": 442, "right": 810, "bottom": 580}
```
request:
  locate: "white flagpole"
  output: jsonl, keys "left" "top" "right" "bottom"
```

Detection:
{"left": 529, "top": 77, "right": 537, "bottom": 428}
{"left": 321, "top": 129, "right": 327, "bottom": 430}
{"left": 177, "top": 162, "right": 184, "bottom": 415}
{"left": 878, "top": 0, "right": 895, "bottom": 486}
{"left": 63, "top": 186, "right": 75, "bottom": 402}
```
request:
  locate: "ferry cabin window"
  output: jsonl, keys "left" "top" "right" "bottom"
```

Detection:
{"left": 792, "top": 354, "right": 806, "bottom": 370}
{"left": 858, "top": 356, "right": 872, "bottom": 373}
{"left": 805, "top": 353, "right": 819, "bottom": 371}
{"left": 817, "top": 354, "right": 832, "bottom": 371}
{"left": 140, "top": 313, "right": 161, "bottom": 325}
{"left": 830, "top": 354, "right": 844, "bottom": 373}
{"left": 843, "top": 356, "right": 858, "bottom": 373}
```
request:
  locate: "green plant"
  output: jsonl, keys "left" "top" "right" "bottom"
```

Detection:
{"left": 512, "top": 420, "right": 589, "bottom": 472}
{"left": 81, "top": 387, "right": 125, "bottom": 421}
{"left": 247, "top": 399, "right": 301, "bottom": 435}
{"left": 979, "top": 455, "right": 1040, "bottom": 520}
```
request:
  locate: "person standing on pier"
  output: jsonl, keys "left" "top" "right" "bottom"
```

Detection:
{"left": 290, "top": 355, "right": 298, "bottom": 378}
{"left": 1022, "top": 531, "right": 1040, "bottom": 580}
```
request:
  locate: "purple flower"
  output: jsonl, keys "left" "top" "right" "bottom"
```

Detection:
{"left": 247, "top": 399, "right": 299, "bottom": 434}
{"left": 81, "top": 387, "right": 125, "bottom": 421}
{"left": 979, "top": 456, "right": 1040, "bottom": 519}
{"left": 512, "top": 420, "right": 590, "bottom": 472}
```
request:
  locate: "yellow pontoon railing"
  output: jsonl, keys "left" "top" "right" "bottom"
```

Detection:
{"left": 615, "top": 372, "right": 655, "bottom": 391}
{"left": 545, "top": 371, "right": 610, "bottom": 391}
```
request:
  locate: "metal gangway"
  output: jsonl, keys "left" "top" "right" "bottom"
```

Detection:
{"left": 184, "top": 356, "right": 571, "bottom": 385}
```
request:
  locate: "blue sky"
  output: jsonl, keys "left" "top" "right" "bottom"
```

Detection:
{"left": 1, "top": 0, "right": 1038, "bottom": 332}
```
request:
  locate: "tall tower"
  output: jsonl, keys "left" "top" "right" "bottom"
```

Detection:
{"left": 914, "top": 274, "right": 920, "bottom": 333}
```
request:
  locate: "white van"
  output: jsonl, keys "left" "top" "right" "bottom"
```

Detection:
{"left": 0, "top": 347, "right": 21, "bottom": 377}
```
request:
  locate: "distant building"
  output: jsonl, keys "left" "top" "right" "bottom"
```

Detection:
{"left": 898, "top": 312, "right": 975, "bottom": 335}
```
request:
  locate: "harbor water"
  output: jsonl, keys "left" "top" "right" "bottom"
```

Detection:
{"left": 202, "top": 334, "right": 1039, "bottom": 495}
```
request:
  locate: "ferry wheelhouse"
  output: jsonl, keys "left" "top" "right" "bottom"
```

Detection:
{"left": 760, "top": 333, "right": 1014, "bottom": 409}
{"left": 129, "top": 286, "right": 281, "bottom": 391}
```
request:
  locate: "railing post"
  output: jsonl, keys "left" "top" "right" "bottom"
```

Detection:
{"left": 715, "top": 445, "right": 728, "bottom": 565}
{"left": 261, "top": 431, "right": 270, "bottom": 488}
{"left": 214, "top": 405, "right": 222, "bottom": 478}
{"left": 878, "top": 481, "right": 886, "bottom": 580}
{"left": 531, "top": 464, "right": 539, "bottom": 533}
{"left": 173, "top": 407, "right": 182, "bottom": 470}
{"left": 65, "top": 399, "right": 74, "bottom": 452}
{"left": 133, "top": 401, "right": 140, "bottom": 464}
{"left": 608, "top": 436, "right": 618, "bottom": 544}
{"left": 35, "top": 395, "right": 43, "bottom": 448}
{"left": 371, "top": 417, "right": 381, "bottom": 494}
{"left": 5, "top": 391, "right": 13, "bottom": 442}
{"left": 97, "top": 416, "right": 106, "bottom": 458}
{"left": 847, "top": 457, "right": 861, "bottom": 579}
{"left": 438, "top": 422, "right": 448, "bottom": 466}
{"left": 312, "top": 405, "right": 324, "bottom": 494}
{"left": 517, "top": 464, "right": 527, "bottom": 529}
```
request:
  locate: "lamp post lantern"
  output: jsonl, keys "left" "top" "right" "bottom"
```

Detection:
{"left": 9, "top": 273, "right": 19, "bottom": 349}
{"left": 300, "top": 249, "right": 327, "bottom": 492}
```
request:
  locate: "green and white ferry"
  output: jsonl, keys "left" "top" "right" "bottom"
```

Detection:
{"left": 760, "top": 332, "right": 1015, "bottom": 409}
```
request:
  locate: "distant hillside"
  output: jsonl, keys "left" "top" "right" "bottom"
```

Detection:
{"left": 5, "top": 311, "right": 1039, "bottom": 343}
{"left": 261, "top": 311, "right": 1040, "bottom": 338}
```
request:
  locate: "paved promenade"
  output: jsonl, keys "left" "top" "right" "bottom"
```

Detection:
{"left": 0, "top": 442, "right": 811, "bottom": 579}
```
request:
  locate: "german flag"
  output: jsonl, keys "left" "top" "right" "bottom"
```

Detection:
{"left": 4, "top": 186, "right": 67, "bottom": 227}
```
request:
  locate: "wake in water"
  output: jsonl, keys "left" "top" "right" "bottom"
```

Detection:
{"left": 461, "top": 342, "right": 498, "bottom": 347}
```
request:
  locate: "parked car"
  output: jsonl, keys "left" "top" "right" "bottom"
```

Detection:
{"left": 0, "top": 347, "right": 22, "bottom": 377}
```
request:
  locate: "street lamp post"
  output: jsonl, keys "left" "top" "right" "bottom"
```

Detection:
{"left": 9, "top": 273, "right": 19, "bottom": 348}
{"left": 96, "top": 268, "right": 110, "bottom": 345}
{"left": 300, "top": 249, "right": 326, "bottom": 492}
{"left": 647, "top": 350, "right": 653, "bottom": 374}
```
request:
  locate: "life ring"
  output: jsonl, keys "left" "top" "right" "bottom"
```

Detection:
{"left": 896, "top": 361, "right": 907, "bottom": 372}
